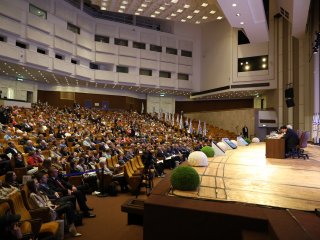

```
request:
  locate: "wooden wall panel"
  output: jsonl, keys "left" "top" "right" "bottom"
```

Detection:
{"left": 176, "top": 99, "right": 253, "bottom": 113}
{"left": 37, "top": 90, "right": 146, "bottom": 112}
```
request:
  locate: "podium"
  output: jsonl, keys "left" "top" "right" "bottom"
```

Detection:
{"left": 266, "top": 138, "right": 285, "bottom": 159}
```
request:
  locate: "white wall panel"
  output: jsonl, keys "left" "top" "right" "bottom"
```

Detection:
{"left": 77, "top": 15, "right": 94, "bottom": 33}
{"left": 119, "top": 27, "right": 137, "bottom": 41}
{"left": 55, "top": 2, "right": 77, "bottom": 23}
{"left": 119, "top": 46, "right": 137, "bottom": 57}
{"left": 75, "top": 65, "right": 93, "bottom": 79}
{"left": 238, "top": 42, "right": 268, "bottom": 58}
{"left": 118, "top": 73, "right": 138, "bottom": 84}
{"left": 95, "top": 53, "right": 116, "bottom": 64}
{"left": 76, "top": 47, "right": 93, "bottom": 60}
{"left": 95, "top": 70, "right": 116, "bottom": 82}
{"left": 179, "top": 40, "right": 193, "bottom": 51}
{"left": 96, "top": 23, "right": 117, "bottom": 37}
{"left": 159, "top": 78, "right": 175, "bottom": 88}
{"left": 27, "top": 14, "right": 52, "bottom": 33}
{"left": 160, "top": 36, "right": 177, "bottom": 48}
{"left": 95, "top": 42, "right": 117, "bottom": 54}
{"left": 54, "top": 25, "right": 74, "bottom": 42}
{"left": 140, "top": 32, "right": 157, "bottom": 44}
{"left": 178, "top": 65, "right": 193, "bottom": 74}
{"left": 160, "top": 62, "right": 176, "bottom": 72}
{"left": 54, "top": 38, "right": 73, "bottom": 53}
{"left": 0, "top": 16, "right": 22, "bottom": 36}
{"left": 178, "top": 79, "right": 192, "bottom": 89}
{"left": 140, "top": 75, "right": 159, "bottom": 86}
{"left": 0, "top": 2, "right": 22, "bottom": 21}
{"left": 25, "top": 50, "right": 50, "bottom": 68}
{"left": 160, "top": 53, "right": 177, "bottom": 63}
{"left": 26, "top": 27, "right": 51, "bottom": 46}
{"left": 77, "top": 35, "right": 93, "bottom": 50}
{"left": 140, "top": 50, "right": 158, "bottom": 60}
{"left": 178, "top": 56, "right": 192, "bottom": 66}
{"left": 53, "top": 58, "right": 74, "bottom": 74}
{"left": 0, "top": 42, "right": 21, "bottom": 61}
{"left": 119, "top": 56, "right": 137, "bottom": 67}
{"left": 140, "top": 59, "right": 158, "bottom": 70}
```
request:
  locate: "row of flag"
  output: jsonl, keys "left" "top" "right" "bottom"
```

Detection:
{"left": 151, "top": 110, "right": 207, "bottom": 137}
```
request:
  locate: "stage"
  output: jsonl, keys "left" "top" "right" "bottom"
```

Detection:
{"left": 143, "top": 143, "right": 320, "bottom": 240}
{"left": 172, "top": 142, "right": 320, "bottom": 211}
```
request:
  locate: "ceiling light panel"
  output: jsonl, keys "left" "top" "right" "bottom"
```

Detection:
{"left": 89, "top": 0, "right": 224, "bottom": 24}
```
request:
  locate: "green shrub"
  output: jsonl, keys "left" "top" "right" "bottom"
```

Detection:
{"left": 244, "top": 137, "right": 251, "bottom": 144}
{"left": 201, "top": 146, "right": 215, "bottom": 157}
{"left": 171, "top": 166, "right": 200, "bottom": 191}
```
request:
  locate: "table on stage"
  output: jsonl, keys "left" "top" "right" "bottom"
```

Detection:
{"left": 265, "top": 138, "right": 285, "bottom": 159}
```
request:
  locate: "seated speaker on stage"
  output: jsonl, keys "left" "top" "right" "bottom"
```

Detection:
{"left": 279, "top": 125, "right": 299, "bottom": 156}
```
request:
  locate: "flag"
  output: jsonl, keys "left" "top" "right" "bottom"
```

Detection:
{"left": 185, "top": 118, "right": 189, "bottom": 128}
{"left": 179, "top": 114, "right": 183, "bottom": 129}
{"left": 141, "top": 102, "right": 144, "bottom": 114}
{"left": 188, "top": 119, "right": 193, "bottom": 134}
{"left": 197, "top": 120, "right": 202, "bottom": 135}
{"left": 171, "top": 113, "right": 175, "bottom": 126}
{"left": 202, "top": 122, "right": 206, "bottom": 137}
{"left": 164, "top": 112, "right": 168, "bottom": 122}
{"left": 176, "top": 114, "right": 179, "bottom": 126}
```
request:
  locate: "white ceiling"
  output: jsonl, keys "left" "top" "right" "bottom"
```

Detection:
{"left": 90, "top": 0, "right": 225, "bottom": 24}
{"left": 217, "top": 0, "right": 269, "bottom": 43}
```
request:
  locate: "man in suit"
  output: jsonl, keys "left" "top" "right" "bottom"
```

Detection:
{"left": 47, "top": 167, "right": 95, "bottom": 218}
{"left": 37, "top": 172, "right": 76, "bottom": 206}
{"left": 280, "top": 125, "right": 299, "bottom": 155}
{"left": 242, "top": 125, "right": 249, "bottom": 138}
{"left": 5, "top": 141, "right": 22, "bottom": 157}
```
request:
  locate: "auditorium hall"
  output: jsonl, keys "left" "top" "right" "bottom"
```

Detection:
{"left": 0, "top": 0, "right": 320, "bottom": 239}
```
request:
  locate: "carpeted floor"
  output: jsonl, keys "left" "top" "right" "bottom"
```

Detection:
{"left": 64, "top": 176, "right": 165, "bottom": 240}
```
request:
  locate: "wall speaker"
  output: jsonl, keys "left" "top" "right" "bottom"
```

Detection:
{"left": 285, "top": 88, "right": 294, "bottom": 98}
{"left": 285, "top": 98, "right": 295, "bottom": 108}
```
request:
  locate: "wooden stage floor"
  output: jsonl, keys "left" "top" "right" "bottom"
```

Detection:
{"left": 172, "top": 143, "right": 320, "bottom": 211}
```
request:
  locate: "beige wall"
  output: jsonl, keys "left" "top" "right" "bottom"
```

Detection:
{"left": 185, "top": 108, "right": 255, "bottom": 137}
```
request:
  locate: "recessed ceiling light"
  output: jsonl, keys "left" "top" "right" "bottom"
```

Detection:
{"left": 240, "top": 21, "right": 244, "bottom": 25}
{"left": 120, "top": 5, "right": 126, "bottom": 9}
{"left": 171, "top": 13, "right": 176, "bottom": 16}
{"left": 193, "top": 10, "right": 200, "bottom": 13}
{"left": 102, "top": 2, "right": 107, "bottom": 6}
{"left": 166, "top": 17, "right": 171, "bottom": 20}
{"left": 181, "top": 19, "right": 186, "bottom": 22}
{"left": 171, "top": 0, "right": 178, "bottom": 3}
{"left": 262, "top": 64, "right": 267, "bottom": 68}
{"left": 122, "top": 0, "right": 128, "bottom": 4}
{"left": 135, "top": 12, "right": 140, "bottom": 15}
{"left": 210, "top": 10, "right": 216, "bottom": 14}
{"left": 151, "top": 14, "right": 155, "bottom": 17}
{"left": 187, "top": 15, "right": 193, "bottom": 19}
{"left": 177, "top": 9, "right": 183, "bottom": 13}
{"left": 155, "top": 11, "right": 160, "bottom": 14}
{"left": 195, "top": 21, "right": 201, "bottom": 24}
{"left": 201, "top": 3, "right": 208, "bottom": 7}
{"left": 217, "top": 16, "right": 223, "bottom": 20}
{"left": 118, "top": 9, "right": 123, "bottom": 12}
{"left": 184, "top": 4, "right": 190, "bottom": 8}
{"left": 159, "top": 6, "right": 165, "bottom": 10}
{"left": 232, "top": 3, "right": 237, "bottom": 7}
{"left": 236, "top": 13, "right": 240, "bottom": 16}
{"left": 141, "top": 3, "right": 147, "bottom": 7}
{"left": 137, "top": 8, "right": 143, "bottom": 11}
{"left": 202, "top": 16, "right": 208, "bottom": 19}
